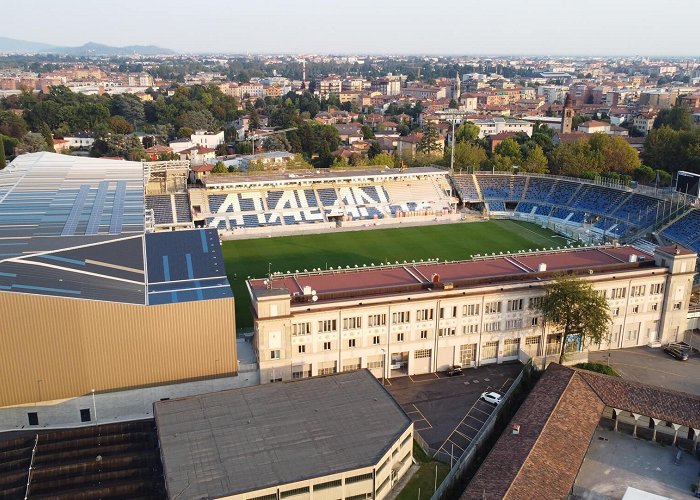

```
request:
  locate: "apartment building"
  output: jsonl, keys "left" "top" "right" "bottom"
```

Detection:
{"left": 471, "top": 117, "right": 533, "bottom": 138}
{"left": 249, "top": 245, "right": 695, "bottom": 384}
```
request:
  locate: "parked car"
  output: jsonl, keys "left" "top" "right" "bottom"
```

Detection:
{"left": 663, "top": 346, "right": 689, "bottom": 361}
{"left": 446, "top": 364, "right": 463, "bottom": 376}
{"left": 480, "top": 391, "right": 502, "bottom": 405}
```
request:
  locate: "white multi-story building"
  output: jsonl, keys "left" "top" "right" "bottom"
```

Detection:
{"left": 537, "top": 85, "right": 569, "bottom": 104}
{"left": 191, "top": 130, "right": 224, "bottom": 149}
{"left": 471, "top": 117, "right": 534, "bottom": 138}
{"left": 249, "top": 245, "right": 695, "bottom": 384}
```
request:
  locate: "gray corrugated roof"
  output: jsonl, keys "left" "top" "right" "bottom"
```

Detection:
{"left": 155, "top": 370, "right": 412, "bottom": 499}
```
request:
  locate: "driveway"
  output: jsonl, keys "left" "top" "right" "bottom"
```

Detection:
{"left": 588, "top": 346, "right": 700, "bottom": 396}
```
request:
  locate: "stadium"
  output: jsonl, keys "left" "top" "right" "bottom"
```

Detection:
{"left": 1, "top": 151, "right": 698, "bottom": 424}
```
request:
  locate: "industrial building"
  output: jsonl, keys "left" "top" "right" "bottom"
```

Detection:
{"left": 249, "top": 245, "right": 695, "bottom": 384}
{"left": 0, "top": 153, "right": 236, "bottom": 425}
{"left": 155, "top": 369, "right": 413, "bottom": 500}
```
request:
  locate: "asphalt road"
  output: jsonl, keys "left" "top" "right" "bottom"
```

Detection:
{"left": 385, "top": 363, "right": 523, "bottom": 453}
{"left": 588, "top": 346, "right": 700, "bottom": 396}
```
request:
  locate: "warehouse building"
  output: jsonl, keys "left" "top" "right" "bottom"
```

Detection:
{"left": 0, "top": 153, "right": 236, "bottom": 427}
{"left": 155, "top": 369, "right": 414, "bottom": 500}
{"left": 249, "top": 244, "right": 695, "bottom": 383}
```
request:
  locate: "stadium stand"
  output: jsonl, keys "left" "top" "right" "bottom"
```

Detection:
{"left": 569, "top": 184, "right": 628, "bottom": 214}
{"left": 451, "top": 174, "right": 481, "bottom": 202}
{"left": 196, "top": 167, "right": 455, "bottom": 233}
{"left": 451, "top": 173, "right": 682, "bottom": 242}
{"left": 145, "top": 194, "right": 174, "bottom": 224}
{"left": 545, "top": 179, "right": 581, "bottom": 206}
{"left": 660, "top": 209, "right": 700, "bottom": 253}
{"left": 173, "top": 193, "right": 192, "bottom": 223}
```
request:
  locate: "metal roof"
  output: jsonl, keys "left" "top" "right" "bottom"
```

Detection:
{"left": 0, "top": 152, "right": 144, "bottom": 255}
{"left": 0, "top": 154, "right": 231, "bottom": 304}
{"left": 155, "top": 370, "right": 412, "bottom": 499}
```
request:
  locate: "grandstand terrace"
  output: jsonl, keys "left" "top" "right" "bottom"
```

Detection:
{"left": 452, "top": 173, "right": 680, "bottom": 242}
{"left": 192, "top": 166, "right": 457, "bottom": 234}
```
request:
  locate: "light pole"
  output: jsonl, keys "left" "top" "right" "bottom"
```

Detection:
{"left": 91, "top": 389, "right": 98, "bottom": 424}
{"left": 450, "top": 114, "right": 456, "bottom": 175}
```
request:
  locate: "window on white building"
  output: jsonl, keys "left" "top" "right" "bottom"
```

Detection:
{"left": 318, "top": 320, "right": 337, "bottom": 332}
{"left": 484, "top": 301, "right": 502, "bottom": 314}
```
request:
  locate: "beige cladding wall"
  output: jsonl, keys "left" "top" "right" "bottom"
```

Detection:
{"left": 0, "top": 293, "right": 236, "bottom": 407}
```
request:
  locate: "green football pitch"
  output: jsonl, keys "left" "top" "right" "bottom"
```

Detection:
{"left": 222, "top": 219, "right": 573, "bottom": 329}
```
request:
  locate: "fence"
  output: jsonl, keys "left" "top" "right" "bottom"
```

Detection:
{"left": 430, "top": 360, "right": 537, "bottom": 500}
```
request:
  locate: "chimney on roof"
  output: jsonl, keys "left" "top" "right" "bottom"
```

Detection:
{"left": 538, "top": 263, "right": 547, "bottom": 272}
{"left": 628, "top": 254, "right": 638, "bottom": 263}
{"left": 512, "top": 423, "right": 521, "bottom": 435}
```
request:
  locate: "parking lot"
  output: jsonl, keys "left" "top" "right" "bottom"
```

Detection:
{"left": 385, "top": 363, "right": 522, "bottom": 457}
{"left": 589, "top": 345, "right": 700, "bottom": 396}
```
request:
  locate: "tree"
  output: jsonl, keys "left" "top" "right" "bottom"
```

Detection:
{"left": 39, "top": 122, "right": 55, "bottom": 152}
{"left": 108, "top": 116, "right": 134, "bottom": 135}
{"left": 90, "top": 134, "right": 145, "bottom": 160}
{"left": 494, "top": 138, "right": 522, "bottom": 162}
{"left": 448, "top": 99, "right": 458, "bottom": 109}
{"left": 212, "top": 161, "right": 228, "bottom": 174}
{"left": 361, "top": 124, "right": 375, "bottom": 140}
{"left": 417, "top": 125, "right": 442, "bottom": 156}
{"left": 521, "top": 144, "right": 549, "bottom": 173}
{"left": 0, "top": 136, "right": 5, "bottom": 169}
{"left": 447, "top": 142, "right": 487, "bottom": 172}
{"left": 538, "top": 274, "right": 611, "bottom": 363}
{"left": 633, "top": 164, "right": 656, "bottom": 184}
{"left": 177, "top": 127, "right": 194, "bottom": 139}
{"left": 16, "top": 132, "right": 48, "bottom": 154}
{"left": 589, "top": 133, "right": 640, "bottom": 174}
{"left": 368, "top": 152, "right": 395, "bottom": 167}
{"left": 454, "top": 122, "right": 479, "bottom": 143}
{"left": 368, "top": 140, "right": 381, "bottom": 158}
{"left": 653, "top": 103, "right": 692, "bottom": 131}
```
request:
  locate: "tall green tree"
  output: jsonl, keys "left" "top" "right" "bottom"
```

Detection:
{"left": 39, "top": 122, "right": 55, "bottom": 152}
{"left": 446, "top": 142, "right": 487, "bottom": 172}
{"left": 417, "top": 124, "right": 442, "bottom": 156}
{"left": 538, "top": 274, "right": 611, "bottom": 363}
{"left": 0, "top": 136, "right": 6, "bottom": 169}
{"left": 521, "top": 144, "right": 549, "bottom": 173}
{"left": 455, "top": 122, "right": 479, "bottom": 143}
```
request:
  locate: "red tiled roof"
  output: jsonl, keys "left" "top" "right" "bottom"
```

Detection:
{"left": 190, "top": 164, "right": 213, "bottom": 172}
{"left": 461, "top": 363, "right": 700, "bottom": 499}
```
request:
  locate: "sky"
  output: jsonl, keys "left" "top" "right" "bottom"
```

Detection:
{"left": 6, "top": 0, "right": 700, "bottom": 56}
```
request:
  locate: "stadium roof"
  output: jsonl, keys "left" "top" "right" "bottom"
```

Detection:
{"left": 154, "top": 370, "right": 412, "bottom": 499}
{"left": 0, "top": 152, "right": 144, "bottom": 255}
{"left": 248, "top": 245, "right": 659, "bottom": 303}
{"left": 203, "top": 165, "right": 447, "bottom": 188}
{"left": 0, "top": 153, "right": 232, "bottom": 305}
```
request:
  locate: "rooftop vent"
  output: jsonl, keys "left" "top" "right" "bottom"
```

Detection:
{"left": 512, "top": 423, "right": 521, "bottom": 435}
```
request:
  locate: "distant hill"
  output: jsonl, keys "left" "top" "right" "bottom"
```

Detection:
{"left": 0, "top": 36, "right": 54, "bottom": 53}
{"left": 0, "top": 37, "right": 174, "bottom": 56}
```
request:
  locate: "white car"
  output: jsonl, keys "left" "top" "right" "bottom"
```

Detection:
{"left": 480, "top": 391, "right": 502, "bottom": 405}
